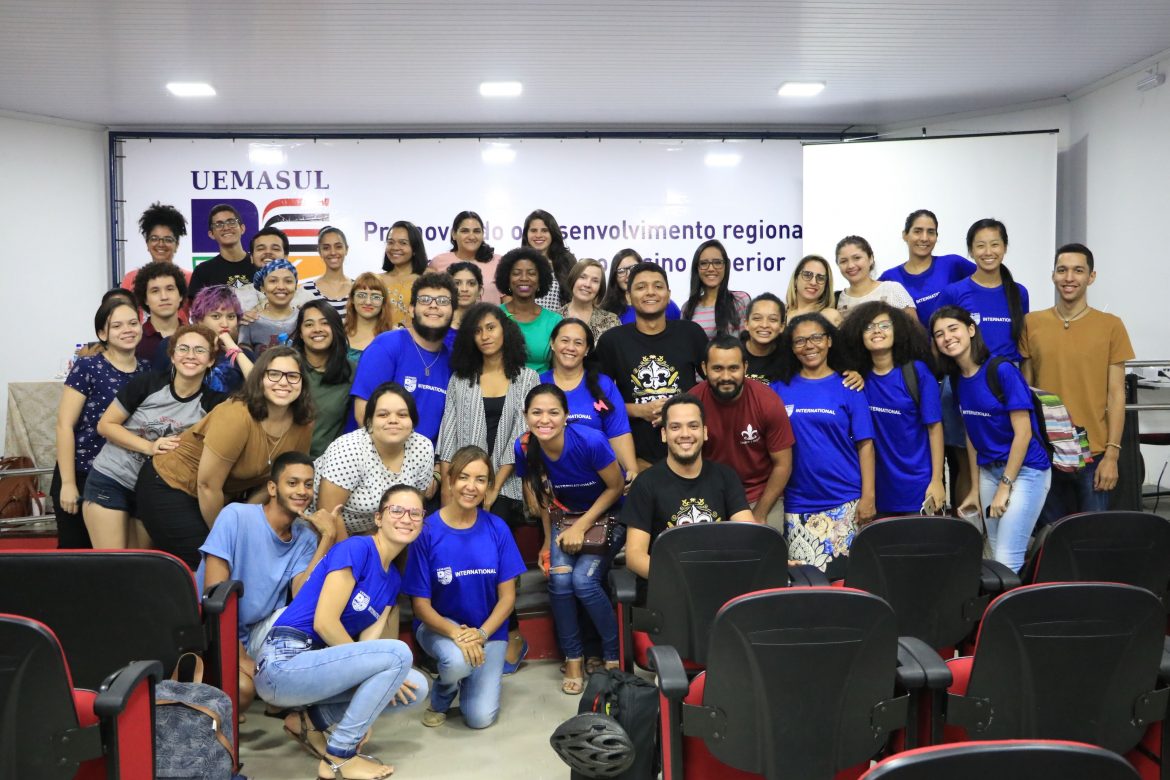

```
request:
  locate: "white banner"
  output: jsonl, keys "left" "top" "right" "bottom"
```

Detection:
{"left": 119, "top": 137, "right": 804, "bottom": 299}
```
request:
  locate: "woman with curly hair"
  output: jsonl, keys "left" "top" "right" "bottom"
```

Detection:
{"left": 769, "top": 313, "right": 874, "bottom": 577}
{"left": 521, "top": 209, "right": 576, "bottom": 309}
{"left": 120, "top": 201, "right": 192, "bottom": 293}
{"left": 839, "top": 301, "right": 945, "bottom": 516}
{"left": 289, "top": 300, "right": 355, "bottom": 458}
{"left": 496, "top": 247, "right": 563, "bottom": 373}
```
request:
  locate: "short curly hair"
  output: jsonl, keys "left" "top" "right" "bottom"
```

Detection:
{"left": 138, "top": 202, "right": 187, "bottom": 240}
{"left": 495, "top": 247, "right": 553, "bottom": 300}
{"left": 133, "top": 262, "right": 188, "bottom": 314}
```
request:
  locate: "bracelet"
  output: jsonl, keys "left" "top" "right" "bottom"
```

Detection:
{"left": 223, "top": 347, "right": 241, "bottom": 359}
{"left": 476, "top": 627, "right": 488, "bottom": 642}
{"left": 1105, "top": 442, "right": 1122, "bottom": 451}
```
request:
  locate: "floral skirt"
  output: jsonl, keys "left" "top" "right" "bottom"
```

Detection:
{"left": 784, "top": 499, "right": 859, "bottom": 578}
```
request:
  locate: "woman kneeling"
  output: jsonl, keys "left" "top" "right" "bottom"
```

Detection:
{"left": 254, "top": 485, "right": 429, "bottom": 780}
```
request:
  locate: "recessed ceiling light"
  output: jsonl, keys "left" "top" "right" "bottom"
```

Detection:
{"left": 777, "top": 81, "right": 825, "bottom": 97}
{"left": 480, "top": 81, "right": 523, "bottom": 98}
{"left": 167, "top": 82, "right": 216, "bottom": 97}
{"left": 704, "top": 152, "right": 742, "bottom": 168}
{"left": 482, "top": 145, "right": 517, "bottom": 165}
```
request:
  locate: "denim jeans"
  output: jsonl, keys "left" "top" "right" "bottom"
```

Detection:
{"left": 548, "top": 521, "right": 624, "bottom": 661}
{"left": 253, "top": 627, "right": 429, "bottom": 759}
{"left": 978, "top": 463, "right": 1052, "bottom": 572}
{"left": 415, "top": 621, "right": 506, "bottom": 729}
{"left": 1037, "top": 459, "right": 1112, "bottom": 528}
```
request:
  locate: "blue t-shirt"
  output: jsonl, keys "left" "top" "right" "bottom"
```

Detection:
{"left": 401, "top": 509, "right": 526, "bottom": 642}
{"left": 349, "top": 328, "right": 450, "bottom": 442}
{"left": 880, "top": 254, "right": 976, "bottom": 328}
{"left": 770, "top": 373, "right": 875, "bottom": 513}
{"left": 513, "top": 424, "right": 618, "bottom": 513}
{"left": 863, "top": 361, "right": 943, "bottom": 513}
{"left": 273, "top": 536, "right": 398, "bottom": 646}
{"left": 618, "top": 300, "right": 681, "bottom": 325}
{"left": 955, "top": 361, "right": 1050, "bottom": 472}
{"left": 63, "top": 354, "right": 149, "bottom": 476}
{"left": 539, "top": 370, "right": 631, "bottom": 440}
{"left": 935, "top": 277, "right": 1030, "bottom": 361}
{"left": 195, "top": 503, "right": 318, "bottom": 644}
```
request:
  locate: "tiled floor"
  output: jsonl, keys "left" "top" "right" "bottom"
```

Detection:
{"left": 238, "top": 660, "right": 580, "bottom": 779}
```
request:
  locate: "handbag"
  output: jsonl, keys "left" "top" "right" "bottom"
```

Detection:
{"left": 550, "top": 504, "right": 616, "bottom": 556}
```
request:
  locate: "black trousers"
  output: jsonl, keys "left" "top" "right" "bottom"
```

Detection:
{"left": 51, "top": 464, "right": 91, "bottom": 549}
{"left": 135, "top": 459, "right": 208, "bottom": 569}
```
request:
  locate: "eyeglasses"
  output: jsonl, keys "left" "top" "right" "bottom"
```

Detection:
{"left": 173, "top": 345, "right": 210, "bottom": 356}
{"left": 354, "top": 292, "right": 384, "bottom": 303}
{"left": 864, "top": 320, "right": 893, "bottom": 333}
{"left": 264, "top": 369, "right": 302, "bottom": 385}
{"left": 379, "top": 504, "right": 425, "bottom": 522}
{"left": 614, "top": 267, "right": 634, "bottom": 277}
{"left": 799, "top": 270, "right": 828, "bottom": 284}
{"left": 148, "top": 236, "right": 177, "bottom": 245}
{"left": 211, "top": 218, "right": 241, "bottom": 230}
{"left": 416, "top": 295, "right": 451, "bottom": 307}
{"left": 697, "top": 259, "right": 726, "bottom": 270}
{"left": 792, "top": 333, "right": 829, "bottom": 348}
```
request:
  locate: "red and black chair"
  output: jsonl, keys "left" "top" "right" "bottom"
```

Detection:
{"left": 651, "top": 587, "right": 944, "bottom": 779}
{"left": 0, "top": 613, "right": 161, "bottom": 779}
{"left": 939, "top": 583, "right": 1170, "bottom": 778}
{"left": 0, "top": 550, "right": 242, "bottom": 767}
{"left": 1022, "top": 511, "right": 1170, "bottom": 606}
{"left": 610, "top": 522, "right": 822, "bottom": 673}
{"left": 861, "top": 739, "right": 1140, "bottom": 779}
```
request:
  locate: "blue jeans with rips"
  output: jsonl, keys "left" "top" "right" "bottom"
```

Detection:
{"left": 548, "top": 521, "right": 624, "bottom": 662}
{"left": 253, "top": 627, "right": 429, "bottom": 759}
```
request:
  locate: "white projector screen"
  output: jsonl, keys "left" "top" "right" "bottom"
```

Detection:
{"left": 802, "top": 132, "right": 1058, "bottom": 309}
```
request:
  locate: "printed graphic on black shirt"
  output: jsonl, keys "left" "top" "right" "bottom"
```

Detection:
{"left": 670, "top": 497, "right": 721, "bottom": 527}
{"left": 631, "top": 354, "right": 680, "bottom": 403}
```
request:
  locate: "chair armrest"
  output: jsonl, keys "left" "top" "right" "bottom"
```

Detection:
{"left": 788, "top": 564, "right": 830, "bottom": 586}
{"left": 610, "top": 567, "right": 639, "bottom": 605}
{"left": 980, "top": 559, "right": 1021, "bottom": 594}
{"left": 895, "top": 636, "right": 952, "bottom": 690}
{"left": 648, "top": 645, "right": 690, "bottom": 700}
{"left": 202, "top": 578, "right": 244, "bottom": 614}
{"left": 1161, "top": 637, "right": 1170, "bottom": 683}
{"left": 93, "top": 660, "right": 164, "bottom": 717}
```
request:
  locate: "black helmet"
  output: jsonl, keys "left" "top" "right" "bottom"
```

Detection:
{"left": 550, "top": 712, "right": 636, "bottom": 778}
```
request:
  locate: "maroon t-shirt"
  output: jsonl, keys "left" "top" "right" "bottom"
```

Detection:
{"left": 691, "top": 379, "right": 794, "bottom": 503}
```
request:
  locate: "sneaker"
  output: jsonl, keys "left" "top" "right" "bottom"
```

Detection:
{"left": 422, "top": 708, "right": 447, "bottom": 728}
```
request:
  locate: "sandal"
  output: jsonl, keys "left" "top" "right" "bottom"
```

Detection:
{"left": 284, "top": 710, "right": 327, "bottom": 760}
{"left": 317, "top": 753, "right": 394, "bottom": 779}
{"left": 584, "top": 657, "right": 605, "bottom": 675}
{"left": 562, "top": 658, "right": 585, "bottom": 695}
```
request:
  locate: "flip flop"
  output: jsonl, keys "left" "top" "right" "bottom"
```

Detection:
{"left": 284, "top": 711, "right": 327, "bottom": 760}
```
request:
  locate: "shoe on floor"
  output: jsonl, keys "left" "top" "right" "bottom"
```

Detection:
{"left": 502, "top": 637, "right": 529, "bottom": 676}
{"left": 422, "top": 708, "right": 447, "bottom": 728}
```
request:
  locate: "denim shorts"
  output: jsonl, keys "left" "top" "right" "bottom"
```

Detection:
{"left": 82, "top": 468, "right": 136, "bottom": 512}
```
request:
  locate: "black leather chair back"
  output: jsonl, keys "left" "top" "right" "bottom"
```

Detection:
{"left": 699, "top": 587, "right": 903, "bottom": 778}
{"left": 641, "top": 523, "right": 791, "bottom": 665}
{"left": 0, "top": 550, "right": 205, "bottom": 689}
{"left": 846, "top": 516, "right": 985, "bottom": 649}
{"left": 959, "top": 583, "right": 1167, "bottom": 753}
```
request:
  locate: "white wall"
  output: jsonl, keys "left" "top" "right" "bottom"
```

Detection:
{"left": 0, "top": 114, "right": 109, "bottom": 445}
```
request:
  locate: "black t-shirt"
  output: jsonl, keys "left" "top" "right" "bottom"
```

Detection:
{"left": 619, "top": 459, "right": 750, "bottom": 548}
{"left": 595, "top": 319, "right": 707, "bottom": 462}
{"left": 483, "top": 394, "right": 505, "bottom": 456}
{"left": 188, "top": 253, "right": 253, "bottom": 300}
{"left": 744, "top": 347, "right": 785, "bottom": 385}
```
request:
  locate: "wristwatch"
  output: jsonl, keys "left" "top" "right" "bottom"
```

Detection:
{"left": 999, "top": 475, "right": 1014, "bottom": 487}
{"left": 476, "top": 627, "right": 488, "bottom": 642}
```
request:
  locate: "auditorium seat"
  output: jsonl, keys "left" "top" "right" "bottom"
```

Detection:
{"left": 860, "top": 739, "right": 1140, "bottom": 779}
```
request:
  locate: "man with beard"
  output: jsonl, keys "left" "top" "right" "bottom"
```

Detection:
{"left": 350, "top": 272, "right": 457, "bottom": 444}
{"left": 620, "top": 394, "right": 754, "bottom": 579}
{"left": 691, "top": 336, "right": 794, "bottom": 530}
{"left": 197, "top": 452, "right": 342, "bottom": 714}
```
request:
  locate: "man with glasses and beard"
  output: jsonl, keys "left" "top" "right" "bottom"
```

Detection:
{"left": 619, "top": 394, "right": 755, "bottom": 579}
{"left": 691, "top": 336, "right": 794, "bottom": 530}
{"left": 350, "top": 272, "right": 457, "bottom": 446}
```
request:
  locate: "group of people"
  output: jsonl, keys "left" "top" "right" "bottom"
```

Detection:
{"left": 49, "top": 201, "right": 1133, "bottom": 778}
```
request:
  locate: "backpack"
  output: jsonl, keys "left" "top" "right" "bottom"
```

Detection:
{"left": 154, "top": 679, "right": 236, "bottom": 780}
{"left": 570, "top": 669, "right": 660, "bottom": 780}
{"left": 0, "top": 456, "right": 35, "bottom": 519}
{"left": 984, "top": 356, "right": 1092, "bottom": 473}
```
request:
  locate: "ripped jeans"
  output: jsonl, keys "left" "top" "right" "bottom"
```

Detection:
{"left": 548, "top": 522, "right": 624, "bottom": 661}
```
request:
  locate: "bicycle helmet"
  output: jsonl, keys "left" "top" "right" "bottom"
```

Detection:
{"left": 550, "top": 712, "right": 636, "bottom": 778}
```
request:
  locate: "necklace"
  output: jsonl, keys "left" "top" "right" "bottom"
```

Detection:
{"left": 264, "top": 420, "right": 292, "bottom": 465}
{"left": 1055, "top": 305, "right": 1090, "bottom": 329}
{"left": 410, "top": 335, "right": 441, "bottom": 376}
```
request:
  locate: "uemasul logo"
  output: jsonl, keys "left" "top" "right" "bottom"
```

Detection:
{"left": 191, "top": 196, "right": 332, "bottom": 277}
